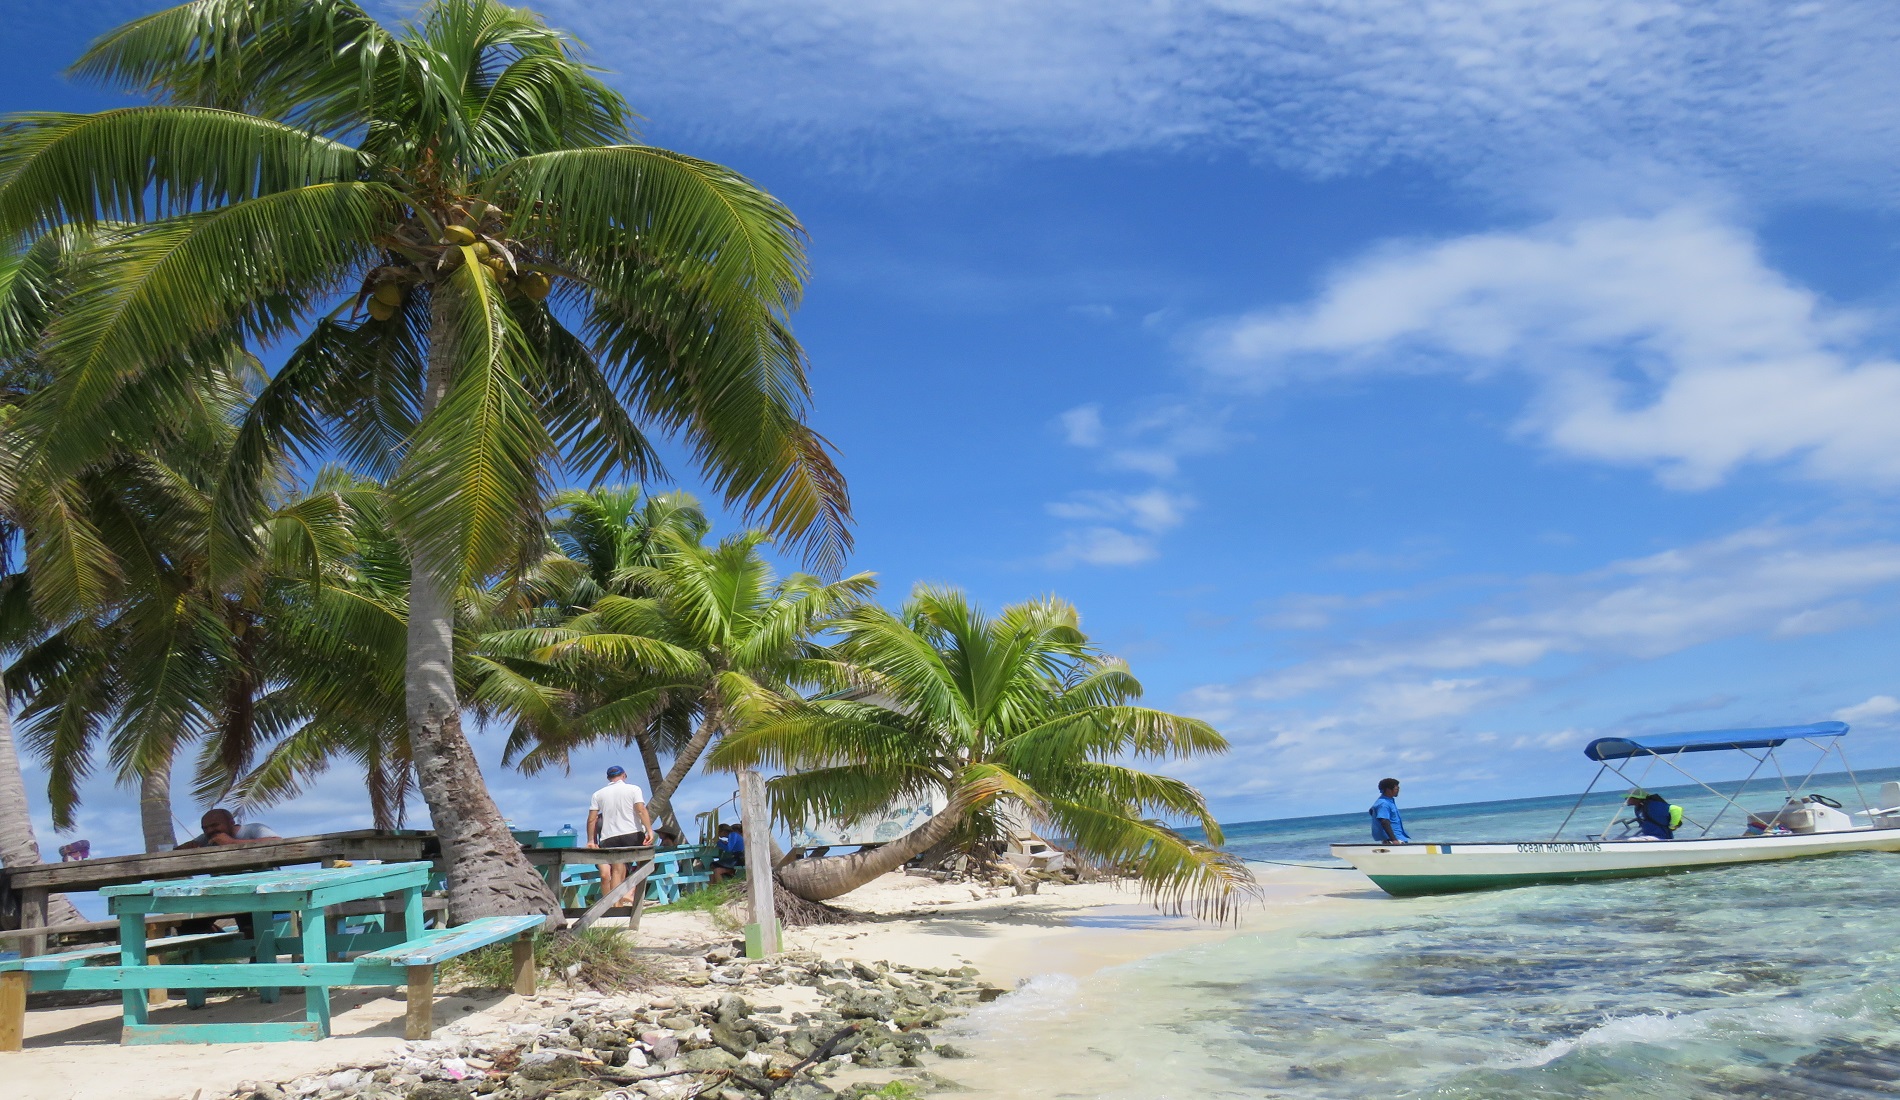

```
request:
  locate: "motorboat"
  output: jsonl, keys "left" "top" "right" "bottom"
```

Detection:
{"left": 1331, "top": 721, "right": 1900, "bottom": 896}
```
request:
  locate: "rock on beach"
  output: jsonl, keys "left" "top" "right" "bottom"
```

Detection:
{"left": 221, "top": 950, "right": 991, "bottom": 1100}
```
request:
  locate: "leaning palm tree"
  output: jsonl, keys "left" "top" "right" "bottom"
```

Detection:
{"left": 483, "top": 531, "right": 875, "bottom": 833}
{"left": 0, "top": 0, "right": 849, "bottom": 917}
{"left": 710, "top": 587, "right": 1256, "bottom": 921}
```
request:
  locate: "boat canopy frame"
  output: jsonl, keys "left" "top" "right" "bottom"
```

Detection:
{"left": 1548, "top": 722, "right": 1874, "bottom": 842}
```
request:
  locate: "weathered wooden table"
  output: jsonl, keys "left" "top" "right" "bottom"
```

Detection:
{"left": 3, "top": 861, "right": 546, "bottom": 1047}
{"left": 0, "top": 830, "right": 656, "bottom": 956}
{"left": 97, "top": 862, "right": 434, "bottom": 1043}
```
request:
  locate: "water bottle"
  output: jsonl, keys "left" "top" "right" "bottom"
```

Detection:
{"left": 559, "top": 824, "right": 577, "bottom": 837}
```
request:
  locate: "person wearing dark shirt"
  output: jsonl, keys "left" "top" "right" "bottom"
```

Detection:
{"left": 1628, "top": 791, "right": 1675, "bottom": 840}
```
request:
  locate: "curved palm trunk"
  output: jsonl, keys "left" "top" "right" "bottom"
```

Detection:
{"left": 645, "top": 713, "right": 718, "bottom": 833}
{"left": 0, "top": 685, "right": 82, "bottom": 924}
{"left": 138, "top": 760, "right": 177, "bottom": 851}
{"left": 633, "top": 726, "right": 670, "bottom": 831}
{"left": 775, "top": 800, "right": 971, "bottom": 902}
{"left": 404, "top": 320, "right": 559, "bottom": 922}
{"left": 407, "top": 567, "right": 561, "bottom": 920}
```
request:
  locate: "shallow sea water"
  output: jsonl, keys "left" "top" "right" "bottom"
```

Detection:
{"left": 949, "top": 767, "right": 1900, "bottom": 1098}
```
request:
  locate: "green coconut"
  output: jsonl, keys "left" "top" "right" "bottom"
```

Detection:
{"left": 518, "top": 271, "right": 552, "bottom": 301}
{"left": 371, "top": 282, "right": 404, "bottom": 307}
{"left": 442, "top": 225, "right": 477, "bottom": 246}
{"left": 367, "top": 298, "right": 397, "bottom": 321}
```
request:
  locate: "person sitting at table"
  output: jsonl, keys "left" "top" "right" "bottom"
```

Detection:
{"left": 712, "top": 823, "right": 749, "bottom": 883}
{"left": 176, "top": 808, "right": 278, "bottom": 848}
{"left": 174, "top": 810, "right": 275, "bottom": 937}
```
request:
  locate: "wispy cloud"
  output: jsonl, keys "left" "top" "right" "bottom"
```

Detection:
{"left": 1212, "top": 523, "right": 1900, "bottom": 704}
{"left": 553, "top": 0, "right": 1900, "bottom": 203}
{"left": 1043, "top": 488, "right": 1194, "bottom": 567}
{"left": 1044, "top": 402, "right": 1225, "bottom": 567}
{"left": 1176, "top": 521, "right": 1900, "bottom": 802}
{"left": 1202, "top": 208, "right": 1900, "bottom": 490}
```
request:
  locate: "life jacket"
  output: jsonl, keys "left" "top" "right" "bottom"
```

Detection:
{"left": 1668, "top": 804, "right": 1684, "bottom": 830}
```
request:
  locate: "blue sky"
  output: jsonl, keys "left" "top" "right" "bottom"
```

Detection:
{"left": 10, "top": 1, "right": 1900, "bottom": 860}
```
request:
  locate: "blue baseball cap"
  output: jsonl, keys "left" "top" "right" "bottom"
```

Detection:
{"left": 606, "top": 765, "right": 626, "bottom": 778}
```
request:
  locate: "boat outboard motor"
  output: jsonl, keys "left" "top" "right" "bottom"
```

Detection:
{"left": 1877, "top": 782, "right": 1900, "bottom": 829}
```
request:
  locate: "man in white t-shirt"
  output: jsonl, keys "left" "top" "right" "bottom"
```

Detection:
{"left": 588, "top": 765, "right": 653, "bottom": 893}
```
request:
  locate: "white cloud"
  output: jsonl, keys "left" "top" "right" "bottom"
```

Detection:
{"left": 1057, "top": 402, "right": 1234, "bottom": 478}
{"left": 1203, "top": 209, "right": 1900, "bottom": 489}
{"left": 551, "top": 0, "right": 1900, "bottom": 203}
{"left": 1046, "top": 404, "right": 1220, "bottom": 567}
{"left": 1056, "top": 404, "right": 1104, "bottom": 447}
{"left": 1201, "top": 522, "right": 1900, "bottom": 706}
{"left": 1045, "top": 526, "right": 1160, "bottom": 568}
{"left": 1047, "top": 488, "right": 1193, "bottom": 533}
{"left": 1835, "top": 695, "right": 1900, "bottom": 725}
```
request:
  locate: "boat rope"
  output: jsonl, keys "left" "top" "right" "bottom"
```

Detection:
{"left": 1242, "top": 858, "right": 1359, "bottom": 871}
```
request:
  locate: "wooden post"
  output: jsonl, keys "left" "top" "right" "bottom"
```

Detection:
{"left": 0, "top": 970, "right": 26, "bottom": 1052}
{"left": 511, "top": 933, "right": 536, "bottom": 996}
{"left": 737, "top": 769, "right": 779, "bottom": 958}
{"left": 404, "top": 965, "right": 434, "bottom": 1041}
{"left": 300, "top": 907, "right": 332, "bottom": 1037}
{"left": 146, "top": 951, "right": 165, "bottom": 1005}
{"left": 117, "top": 911, "right": 149, "bottom": 1031}
{"left": 18, "top": 889, "right": 46, "bottom": 958}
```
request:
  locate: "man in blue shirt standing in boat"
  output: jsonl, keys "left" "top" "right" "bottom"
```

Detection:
{"left": 1371, "top": 778, "right": 1411, "bottom": 844}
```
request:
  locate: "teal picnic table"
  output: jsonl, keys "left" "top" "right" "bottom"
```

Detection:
{"left": 0, "top": 861, "right": 544, "bottom": 1048}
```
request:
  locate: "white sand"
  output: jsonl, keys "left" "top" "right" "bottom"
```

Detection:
{"left": 8, "top": 865, "right": 1381, "bottom": 1100}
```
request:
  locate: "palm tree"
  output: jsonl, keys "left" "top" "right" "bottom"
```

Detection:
{"left": 0, "top": 235, "right": 81, "bottom": 904}
{"left": 478, "top": 487, "right": 707, "bottom": 802}
{"left": 484, "top": 531, "right": 875, "bottom": 833}
{"left": 0, "top": 0, "right": 849, "bottom": 917}
{"left": 7, "top": 445, "right": 369, "bottom": 851}
{"left": 710, "top": 587, "right": 1255, "bottom": 921}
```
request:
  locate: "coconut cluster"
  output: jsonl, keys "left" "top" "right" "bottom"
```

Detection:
{"left": 361, "top": 201, "right": 554, "bottom": 322}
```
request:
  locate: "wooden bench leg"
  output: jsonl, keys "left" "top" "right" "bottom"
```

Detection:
{"left": 404, "top": 966, "right": 434, "bottom": 1041}
{"left": 301, "top": 907, "right": 332, "bottom": 1038}
{"left": 255, "top": 915, "right": 280, "bottom": 1004}
{"left": 19, "top": 889, "right": 47, "bottom": 958}
{"left": 146, "top": 952, "right": 166, "bottom": 1005}
{"left": 512, "top": 934, "right": 536, "bottom": 996}
{"left": 1, "top": 971, "right": 27, "bottom": 1052}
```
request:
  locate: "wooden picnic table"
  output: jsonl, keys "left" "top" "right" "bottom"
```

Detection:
{"left": 1, "top": 861, "right": 546, "bottom": 1048}
{"left": 0, "top": 830, "right": 656, "bottom": 956}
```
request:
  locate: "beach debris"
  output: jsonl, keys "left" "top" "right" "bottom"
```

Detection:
{"left": 212, "top": 951, "right": 989, "bottom": 1100}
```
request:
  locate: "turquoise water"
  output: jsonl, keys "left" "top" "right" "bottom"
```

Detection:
{"left": 953, "top": 767, "right": 1900, "bottom": 1098}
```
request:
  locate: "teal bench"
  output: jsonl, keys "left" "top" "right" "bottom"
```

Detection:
{"left": 356, "top": 914, "right": 545, "bottom": 1039}
{"left": 0, "top": 931, "right": 240, "bottom": 1051}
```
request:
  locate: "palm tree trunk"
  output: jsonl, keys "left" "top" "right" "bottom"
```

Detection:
{"left": 0, "top": 684, "right": 82, "bottom": 924}
{"left": 403, "top": 315, "right": 559, "bottom": 922}
{"left": 775, "top": 799, "right": 972, "bottom": 902}
{"left": 406, "top": 565, "right": 560, "bottom": 921}
{"left": 633, "top": 726, "right": 670, "bottom": 831}
{"left": 138, "top": 759, "right": 177, "bottom": 852}
{"left": 645, "top": 713, "right": 718, "bottom": 832}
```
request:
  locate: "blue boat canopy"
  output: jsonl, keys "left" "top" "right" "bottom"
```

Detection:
{"left": 1583, "top": 721, "right": 1848, "bottom": 762}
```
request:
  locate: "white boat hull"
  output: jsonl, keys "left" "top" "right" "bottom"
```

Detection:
{"left": 1332, "top": 827, "right": 1900, "bottom": 896}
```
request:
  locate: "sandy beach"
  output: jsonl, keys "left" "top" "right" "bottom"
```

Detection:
{"left": 6, "top": 864, "right": 1375, "bottom": 1100}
